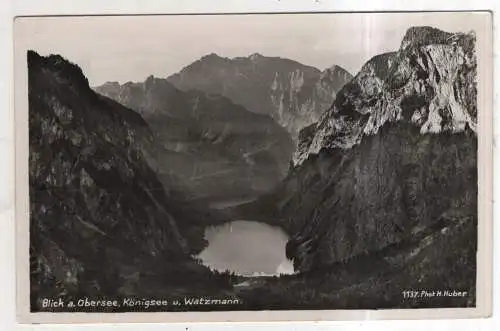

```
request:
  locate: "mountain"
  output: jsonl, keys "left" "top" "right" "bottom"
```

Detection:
{"left": 95, "top": 76, "right": 294, "bottom": 205}
{"left": 28, "top": 51, "right": 234, "bottom": 310}
{"left": 166, "top": 53, "right": 352, "bottom": 139}
{"left": 232, "top": 26, "right": 478, "bottom": 299}
{"left": 294, "top": 27, "right": 476, "bottom": 166}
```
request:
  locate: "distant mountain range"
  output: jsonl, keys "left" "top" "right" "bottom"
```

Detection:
{"left": 95, "top": 76, "right": 294, "bottom": 204}
{"left": 97, "top": 53, "right": 352, "bottom": 144}
{"left": 95, "top": 54, "right": 352, "bottom": 202}
{"left": 165, "top": 53, "right": 352, "bottom": 140}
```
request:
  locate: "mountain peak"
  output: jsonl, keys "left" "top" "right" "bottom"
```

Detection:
{"left": 249, "top": 52, "right": 264, "bottom": 61}
{"left": 166, "top": 53, "right": 350, "bottom": 140}
{"left": 323, "top": 64, "right": 341, "bottom": 72}
{"left": 188, "top": 53, "right": 228, "bottom": 68}
{"left": 293, "top": 27, "right": 477, "bottom": 166}
{"left": 321, "top": 65, "right": 353, "bottom": 81}
{"left": 28, "top": 50, "right": 90, "bottom": 93}
{"left": 400, "top": 26, "right": 455, "bottom": 49}
{"left": 200, "top": 52, "right": 224, "bottom": 61}
{"left": 101, "top": 81, "right": 120, "bottom": 86}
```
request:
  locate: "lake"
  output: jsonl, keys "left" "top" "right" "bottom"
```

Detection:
{"left": 196, "top": 220, "right": 295, "bottom": 277}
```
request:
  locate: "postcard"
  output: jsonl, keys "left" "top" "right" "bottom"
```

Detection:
{"left": 14, "top": 11, "right": 493, "bottom": 323}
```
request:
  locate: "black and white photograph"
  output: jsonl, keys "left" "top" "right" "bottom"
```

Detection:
{"left": 14, "top": 11, "right": 493, "bottom": 321}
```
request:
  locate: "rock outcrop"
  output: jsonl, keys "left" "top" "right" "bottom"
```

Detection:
{"left": 294, "top": 27, "right": 476, "bottom": 165}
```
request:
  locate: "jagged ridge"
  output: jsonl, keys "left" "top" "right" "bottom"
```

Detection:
{"left": 166, "top": 53, "right": 352, "bottom": 140}
{"left": 294, "top": 27, "right": 476, "bottom": 165}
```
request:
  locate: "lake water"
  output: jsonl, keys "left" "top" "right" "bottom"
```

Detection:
{"left": 197, "top": 220, "right": 295, "bottom": 277}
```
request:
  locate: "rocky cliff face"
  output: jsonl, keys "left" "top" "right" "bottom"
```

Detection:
{"left": 28, "top": 51, "right": 229, "bottom": 309}
{"left": 95, "top": 77, "right": 294, "bottom": 204}
{"left": 294, "top": 27, "right": 476, "bottom": 165}
{"left": 166, "top": 53, "right": 352, "bottom": 140}
{"left": 236, "top": 26, "right": 478, "bottom": 288}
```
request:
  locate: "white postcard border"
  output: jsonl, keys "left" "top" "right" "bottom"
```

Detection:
{"left": 12, "top": 11, "right": 494, "bottom": 324}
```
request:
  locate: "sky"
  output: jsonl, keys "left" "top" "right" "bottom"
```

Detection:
{"left": 15, "top": 12, "right": 484, "bottom": 86}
